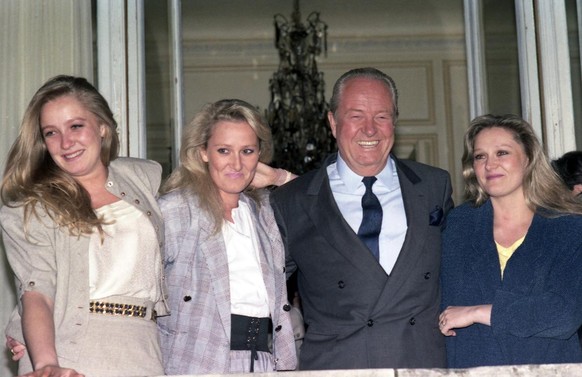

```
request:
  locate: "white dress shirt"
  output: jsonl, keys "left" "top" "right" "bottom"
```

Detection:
{"left": 327, "top": 154, "right": 407, "bottom": 274}
{"left": 223, "top": 200, "right": 271, "bottom": 318}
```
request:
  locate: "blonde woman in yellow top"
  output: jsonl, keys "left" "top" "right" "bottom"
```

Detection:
{"left": 440, "top": 114, "right": 582, "bottom": 368}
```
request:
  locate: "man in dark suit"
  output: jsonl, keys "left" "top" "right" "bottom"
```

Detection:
{"left": 270, "top": 67, "right": 453, "bottom": 370}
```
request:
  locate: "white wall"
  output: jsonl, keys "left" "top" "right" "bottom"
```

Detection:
{"left": 145, "top": 0, "right": 471, "bottom": 202}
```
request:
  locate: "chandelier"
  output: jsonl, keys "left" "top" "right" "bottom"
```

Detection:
{"left": 266, "top": 0, "right": 334, "bottom": 174}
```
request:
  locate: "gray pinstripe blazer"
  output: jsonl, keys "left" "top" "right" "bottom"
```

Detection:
{"left": 157, "top": 189, "right": 297, "bottom": 375}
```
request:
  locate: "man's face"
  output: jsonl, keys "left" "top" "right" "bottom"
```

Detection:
{"left": 328, "top": 77, "right": 395, "bottom": 176}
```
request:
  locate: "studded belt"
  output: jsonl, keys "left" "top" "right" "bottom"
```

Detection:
{"left": 89, "top": 301, "right": 157, "bottom": 321}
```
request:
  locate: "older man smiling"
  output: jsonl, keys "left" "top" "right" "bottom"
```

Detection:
{"left": 271, "top": 67, "right": 453, "bottom": 370}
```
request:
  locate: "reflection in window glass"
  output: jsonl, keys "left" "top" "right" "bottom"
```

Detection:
{"left": 483, "top": 0, "right": 521, "bottom": 115}
{"left": 144, "top": 0, "right": 173, "bottom": 178}
{"left": 566, "top": 0, "right": 582, "bottom": 149}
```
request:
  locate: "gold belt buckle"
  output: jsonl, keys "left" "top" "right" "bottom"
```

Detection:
{"left": 89, "top": 301, "right": 154, "bottom": 321}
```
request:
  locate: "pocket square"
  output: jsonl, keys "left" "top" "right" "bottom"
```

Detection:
{"left": 429, "top": 205, "right": 444, "bottom": 226}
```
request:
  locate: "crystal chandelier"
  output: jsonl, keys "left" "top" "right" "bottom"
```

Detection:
{"left": 266, "top": 0, "right": 334, "bottom": 174}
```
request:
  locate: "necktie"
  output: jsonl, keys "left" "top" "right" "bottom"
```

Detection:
{"left": 357, "top": 176, "right": 383, "bottom": 260}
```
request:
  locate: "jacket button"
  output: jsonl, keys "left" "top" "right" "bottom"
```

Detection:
{"left": 28, "top": 281, "right": 35, "bottom": 287}
{"left": 338, "top": 281, "right": 345, "bottom": 289}
{"left": 275, "top": 325, "right": 282, "bottom": 332}
{"left": 424, "top": 272, "right": 431, "bottom": 280}
{"left": 106, "top": 181, "right": 114, "bottom": 187}
{"left": 147, "top": 211, "right": 152, "bottom": 216}
{"left": 283, "top": 304, "right": 291, "bottom": 312}
{"left": 409, "top": 317, "right": 416, "bottom": 325}
{"left": 183, "top": 296, "right": 192, "bottom": 302}
{"left": 134, "top": 199, "right": 140, "bottom": 205}
{"left": 367, "top": 319, "right": 374, "bottom": 327}
{"left": 120, "top": 192, "right": 126, "bottom": 197}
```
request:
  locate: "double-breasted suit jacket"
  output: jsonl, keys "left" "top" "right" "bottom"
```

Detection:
{"left": 157, "top": 189, "right": 297, "bottom": 375}
{"left": 270, "top": 153, "right": 453, "bottom": 370}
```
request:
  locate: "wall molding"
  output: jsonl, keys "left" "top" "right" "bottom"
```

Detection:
{"left": 171, "top": 34, "right": 466, "bottom": 69}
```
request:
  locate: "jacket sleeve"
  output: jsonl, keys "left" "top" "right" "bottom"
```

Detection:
{"left": 270, "top": 191, "right": 297, "bottom": 279}
{"left": 124, "top": 158, "right": 163, "bottom": 196}
{"left": 1, "top": 206, "right": 58, "bottom": 303}
{"left": 0, "top": 205, "right": 59, "bottom": 344}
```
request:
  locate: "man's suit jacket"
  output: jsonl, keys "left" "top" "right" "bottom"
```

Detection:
{"left": 157, "top": 190, "right": 297, "bottom": 375}
{"left": 270, "top": 153, "right": 453, "bottom": 370}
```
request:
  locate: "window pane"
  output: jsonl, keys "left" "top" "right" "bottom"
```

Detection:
{"left": 144, "top": 0, "right": 173, "bottom": 177}
{"left": 483, "top": 0, "right": 521, "bottom": 115}
{"left": 567, "top": 0, "right": 582, "bottom": 149}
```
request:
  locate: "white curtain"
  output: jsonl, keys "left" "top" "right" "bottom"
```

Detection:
{"left": 0, "top": 1, "right": 92, "bottom": 374}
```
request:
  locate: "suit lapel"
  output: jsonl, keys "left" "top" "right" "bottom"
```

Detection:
{"left": 243, "top": 195, "right": 277, "bottom": 316}
{"left": 474, "top": 203, "right": 543, "bottom": 295}
{"left": 304, "top": 155, "right": 387, "bottom": 286}
{"left": 470, "top": 201, "right": 502, "bottom": 299}
{"left": 374, "top": 158, "right": 429, "bottom": 300}
{"left": 196, "top": 205, "right": 232, "bottom": 339}
{"left": 503, "top": 214, "right": 543, "bottom": 285}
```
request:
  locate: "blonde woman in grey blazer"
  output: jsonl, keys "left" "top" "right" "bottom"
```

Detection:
{"left": 157, "top": 99, "right": 297, "bottom": 374}
{"left": 1, "top": 76, "right": 168, "bottom": 376}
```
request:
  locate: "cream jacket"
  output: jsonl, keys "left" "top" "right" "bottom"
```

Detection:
{"left": 1, "top": 157, "right": 169, "bottom": 363}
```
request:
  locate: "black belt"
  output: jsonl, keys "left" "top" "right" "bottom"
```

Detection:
{"left": 230, "top": 314, "right": 271, "bottom": 372}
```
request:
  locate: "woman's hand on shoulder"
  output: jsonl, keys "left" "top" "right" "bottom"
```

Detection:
{"left": 19, "top": 365, "right": 85, "bottom": 377}
{"left": 439, "top": 304, "right": 492, "bottom": 336}
{"left": 251, "top": 162, "right": 297, "bottom": 189}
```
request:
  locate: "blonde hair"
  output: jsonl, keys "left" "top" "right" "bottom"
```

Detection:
{"left": 1, "top": 75, "right": 119, "bottom": 236}
{"left": 462, "top": 114, "right": 582, "bottom": 215}
{"left": 161, "top": 99, "right": 273, "bottom": 233}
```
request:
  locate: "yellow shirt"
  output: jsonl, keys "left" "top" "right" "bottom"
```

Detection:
{"left": 496, "top": 235, "right": 525, "bottom": 278}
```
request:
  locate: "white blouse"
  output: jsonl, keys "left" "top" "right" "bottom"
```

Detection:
{"left": 223, "top": 200, "right": 270, "bottom": 318}
{"left": 89, "top": 200, "right": 161, "bottom": 303}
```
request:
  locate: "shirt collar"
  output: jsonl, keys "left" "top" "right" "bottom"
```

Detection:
{"left": 336, "top": 153, "right": 396, "bottom": 192}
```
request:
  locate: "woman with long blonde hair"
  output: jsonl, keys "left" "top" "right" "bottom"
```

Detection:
{"left": 157, "top": 99, "right": 297, "bottom": 374}
{"left": 2, "top": 75, "right": 168, "bottom": 377}
{"left": 440, "top": 114, "right": 582, "bottom": 367}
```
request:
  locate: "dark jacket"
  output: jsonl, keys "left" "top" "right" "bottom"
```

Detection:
{"left": 271, "top": 153, "right": 453, "bottom": 370}
{"left": 441, "top": 200, "right": 582, "bottom": 367}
